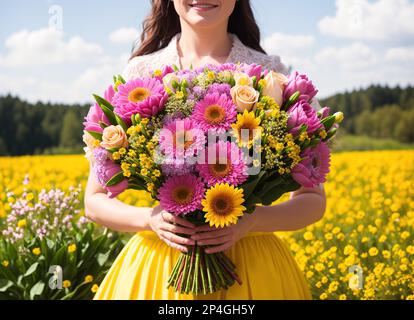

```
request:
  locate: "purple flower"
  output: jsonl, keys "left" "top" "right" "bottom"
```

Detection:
{"left": 93, "top": 148, "right": 128, "bottom": 198}
{"left": 206, "top": 83, "right": 231, "bottom": 97}
{"left": 292, "top": 143, "right": 331, "bottom": 188}
{"left": 284, "top": 71, "right": 318, "bottom": 103}
{"left": 287, "top": 100, "right": 323, "bottom": 136}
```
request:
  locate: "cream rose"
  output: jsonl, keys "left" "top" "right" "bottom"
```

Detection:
{"left": 82, "top": 131, "right": 96, "bottom": 163}
{"left": 231, "top": 85, "right": 260, "bottom": 112}
{"left": 162, "top": 73, "right": 179, "bottom": 92}
{"left": 101, "top": 125, "right": 128, "bottom": 149}
{"left": 262, "top": 71, "right": 288, "bottom": 106}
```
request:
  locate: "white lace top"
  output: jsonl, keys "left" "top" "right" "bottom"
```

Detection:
{"left": 122, "top": 33, "right": 288, "bottom": 80}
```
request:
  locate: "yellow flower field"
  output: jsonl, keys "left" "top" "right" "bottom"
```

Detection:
{"left": 1, "top": 150, "right": 413, "bottom": 300}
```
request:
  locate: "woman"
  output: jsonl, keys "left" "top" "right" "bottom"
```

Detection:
{"left": 86, "top": 0, "right": 326, "bottom": 300}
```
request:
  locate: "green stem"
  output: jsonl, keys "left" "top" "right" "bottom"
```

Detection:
{"left": 204, "top": 254, "right": 214, "bottom": 293}
{"left": 184, "top": 247, "right": 196, "bottom": 294}
{"left": 167, "top": 253, "right": 183, "bottom": 286}
{"left": 199, "top": 250, "right": 207, "bottom": 295}
{"left": 209, "top": 254, "right": 227, "bottom": 288}
{"left": 193, "top": 246, "right": 200, "bottom": 294}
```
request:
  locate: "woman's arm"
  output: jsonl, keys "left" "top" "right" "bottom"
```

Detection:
{"left": 84, "top": 165, "right": 196, "bottom": 251}
{"left": 251, "top": 184, "right": 326, "bottom": 232}
{"left": 84, "top": 166, "right": 152, "bottom": 233}
{"left": 192, "top": 185, "right": 326, "bottom": 253}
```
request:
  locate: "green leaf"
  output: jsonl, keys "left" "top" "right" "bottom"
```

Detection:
{"left": 97, "top": 251, "right": 110, "bottom": 267}
{"left": 93, "top": 94, "right": 114, "bottom": 111}
{"left": 283, "top": 91, "right": 300, "bottom": 110}
{"left": 261, "top": 178, "right": 301, "bottom": 206}
{"left": 30, "top": 281, "right": 45, "bottom": 300}
{"left": 321, "top": 115, "right": 336, "bottom": 131}
{"left": 255, "top": 176, "right": 284, "bottom": 199}
{"left": 241, "top": 171, "right": 267, "bottom": 199}
{"left": 46, "top": 238, "right": 55, "bottom": 250}
{"left": 118, "top": 75, "right": 126, "bottom": 84}
{"left": 99, "top": 104, "right": 118, "bottom": 126}
{"left": 105, "top": 172, "right": 125, "bottom": 187}
{"left": 0, "top": 279, "right": 13, "bottom": 292}
{"left": 326, "top": 128, "right": 338, "bottom": 140}
{"left": 24, "top": 262, "right": 39, "bottom": 277}
{"left": 99, "top": 121, "right": 109, "bottom": 130}
{"left": 172, "top": 64, "right": 179, "bottom": 72}
{"left": 86, "top": 130, "right": 102, "bottom": 141}
{"left": 51, "top": 245, "right": 67, "bottom": 266}
{"left": 115, "top": 114, "right": 128, "bottom": 132}
{"left": 6, "top": 241, "right": 18, "bottom": 261}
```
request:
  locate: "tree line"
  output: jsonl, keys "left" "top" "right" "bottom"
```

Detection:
{"left": 320, "top": 85, "right": 414, "bottom": 143}
{"left": 0, "top": 84, "right": 413, "bottom": 156}
{"left": 0, "top": 95, "right": 89, "bottom": 155}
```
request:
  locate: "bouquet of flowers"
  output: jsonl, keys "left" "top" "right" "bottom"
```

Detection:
{"left": 82, "top": 62, "right": 343, "bottom": 295}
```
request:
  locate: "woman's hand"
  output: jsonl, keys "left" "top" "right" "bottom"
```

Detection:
{"left": 191, "top": 213, "right": 257, "bottom": 254}
{"left": 149, "top": 205, "right": 196, "bottom": 253}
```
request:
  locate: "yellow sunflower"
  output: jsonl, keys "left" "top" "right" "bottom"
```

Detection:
{"left": 202, "top": 183, "right": 246, "bottom": 228}
{"left": 231, "top": 110, "right": 262, "bottom": 147}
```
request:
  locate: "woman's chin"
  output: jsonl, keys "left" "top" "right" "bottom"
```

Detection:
{"left": 185, "top": 16, "right": 221, "bottom": 28}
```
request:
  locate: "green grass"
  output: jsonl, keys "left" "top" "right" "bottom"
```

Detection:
{"left": 332, "top": 135, "right": 414, "bottom": 152}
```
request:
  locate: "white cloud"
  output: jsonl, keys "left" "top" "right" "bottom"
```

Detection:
{"left": 0, "top": 28, "right": 103, "bottom": 68}
{"left": 262, "top": 32, "right": 315, "bottom": 71}
{"left": 263, "top": 32, "right": 314, "bottom": 54}
{"left": 385, "top": 47, "right": 414, "bottom": 62}
{"left": 109, "top": 27, "right": 139, "bottom": 44}
{"left": 315, "top": 42, "right": 378, "bottom": 71}
{"left": 318, "top": 0, "right": 414, "bottom": 41}
{"left": 0, "top": 26, "right": 130, "bottom": 103}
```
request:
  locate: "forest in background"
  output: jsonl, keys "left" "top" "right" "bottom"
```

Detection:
{"left": 0, "top": 84, "right": 413, "bottom": 156}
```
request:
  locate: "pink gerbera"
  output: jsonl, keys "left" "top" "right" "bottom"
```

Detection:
{"left": 191, "top": 92, "right": 236, "bottom": 133}
{"left": 158, "top": 174, "right": 205, "bottom": 215}
{"left": 112, "top": 77, "right": 168, "bottom": 123}
{"left": 196, "top": 141, "right": 248, "bottom": 187}
{"left": 159, "top": 118, "right": 206, "bottom": 164}
{"left": 292, "top": 142, "right": 331, "bottom": 188}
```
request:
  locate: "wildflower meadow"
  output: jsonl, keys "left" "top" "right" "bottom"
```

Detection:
{"left": 0, "top": 150, "right": 413, "bottom": 299}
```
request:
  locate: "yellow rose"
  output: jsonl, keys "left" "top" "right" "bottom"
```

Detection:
{"left": 100, "top": 125, "right": 128, "bottom": 149}
{"left": 162, "top": 73, "right": 179, "bottom": 93}
{"left": 233, "top": 72, "right": 253, "bottom": 87}
{"left": 262, "top": 71, "right": 288, "bottom": 106}
{"left": 230, "top": 85, "right": 259, "bottom": 112}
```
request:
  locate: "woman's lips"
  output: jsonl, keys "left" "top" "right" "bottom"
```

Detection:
{"left": 188, "top": 2, "right": 219, "bottom": 12}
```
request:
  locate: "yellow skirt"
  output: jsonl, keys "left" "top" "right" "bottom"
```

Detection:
{"left": 93, "top": 231, "right": 311, "bottom": 300}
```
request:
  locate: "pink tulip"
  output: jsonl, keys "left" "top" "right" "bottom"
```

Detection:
{"left": 287, "top": 100, "right": 323, "bottom": 136}
{"left": 284, "top": 71, "right": 318, "bottom": 103}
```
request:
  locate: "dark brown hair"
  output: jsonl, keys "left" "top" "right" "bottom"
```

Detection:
{"left": 131, "top": 0, "right": 266, "bottom": 59}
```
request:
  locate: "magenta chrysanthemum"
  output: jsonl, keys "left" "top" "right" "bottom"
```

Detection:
{"left": 159, "top": 118, "right": 206, "bottom": 164}
{"left": 158, "top": 174, "right": 205, "bottom": 215}
{"left": 292, "top": 142, "right": 331, "bottom": 188}
{"left": 196, "top": 141, "right": 248, "bottom": 187}
{"left": 191, "top": 92, "right": 236, "bottom": 133}
{"left": 112, "top": 77, "right": 168, "bottom": 123}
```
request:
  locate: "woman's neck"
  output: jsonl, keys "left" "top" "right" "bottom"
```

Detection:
{"left": 177, "top": 21, "right": 233, "bottom": 69}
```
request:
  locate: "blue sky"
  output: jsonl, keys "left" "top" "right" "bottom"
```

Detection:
{"left": 1, "top": 0, "right": 413, "bottom": 103}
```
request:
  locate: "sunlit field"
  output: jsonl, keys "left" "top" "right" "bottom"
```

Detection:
{"left": 1, "top": 151, "right": 413, "bottom": 300}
